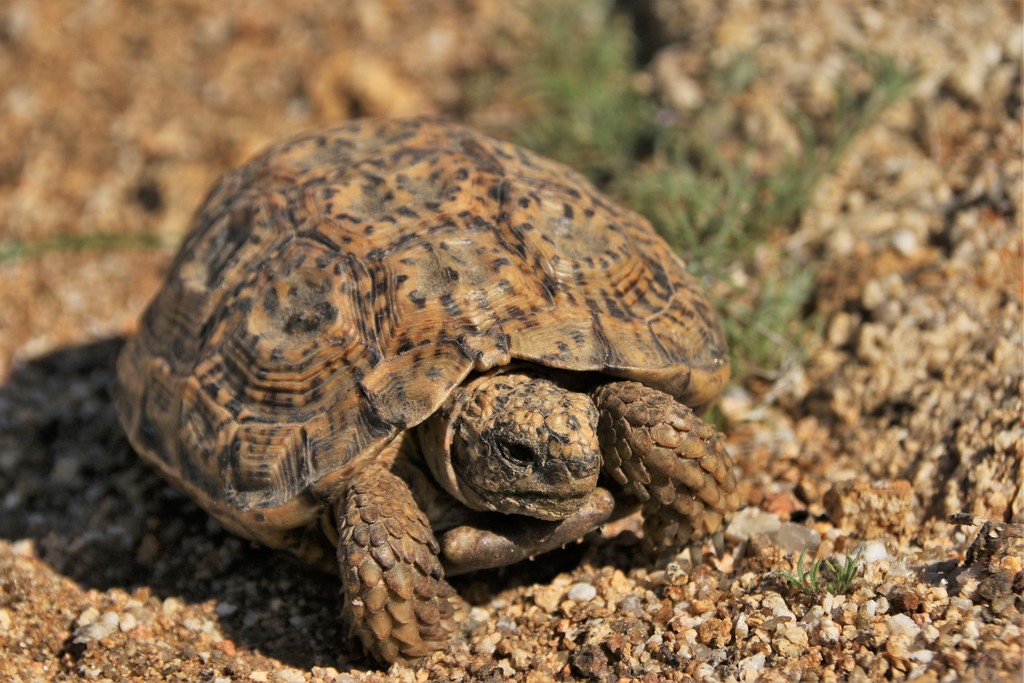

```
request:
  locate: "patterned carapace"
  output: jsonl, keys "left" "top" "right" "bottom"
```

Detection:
{"left": 116, "top": 117, "right": 728, "bottom": 531}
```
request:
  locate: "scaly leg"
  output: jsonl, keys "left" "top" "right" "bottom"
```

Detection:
{"left": 593, "top": 381, "right": 740, "bottom": 549}
{"left": 336, "top": 461, "right": 465, "bottom": 663}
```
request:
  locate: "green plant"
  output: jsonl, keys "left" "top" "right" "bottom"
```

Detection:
{"left": 777, "top": 548, "right": 863, "bottom": 596}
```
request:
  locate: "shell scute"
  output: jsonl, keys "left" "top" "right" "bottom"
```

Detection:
{"left": 225, "top": 422, "right": 313, "bottom": 507}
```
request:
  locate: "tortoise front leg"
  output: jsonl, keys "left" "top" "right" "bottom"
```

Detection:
{"left": 337, "top": 462, "right": 465, "bottom": 663}
{"left": 593, "top": 381, "right": 740, "bottom": 549}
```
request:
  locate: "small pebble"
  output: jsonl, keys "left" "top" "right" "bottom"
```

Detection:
{"left": 724, "top": 507, "right": 781, "bottom": 542}
{"left": 162, "top": 597, "right": 184, "bottom": 616}
{"left": 618, "top": 594, "right": 643, "bottom": 616}
{"left": 76, "top": 606, "right": 100, "bottom": 628}
{"left": 11, "top": 539, "right": 35, "bottom": 557}
{"left": 771, "top": 523, "right": 822, "bottom": 554}
{"left": 817, "top": 618, "right": 841, "bottom": 643}
{"left": 511, "top": 648, "right": 532, "bottom": 670}
{"left": 474, "top": 631, "right": 502, "bottom": 656}
{"left": 75, "top": 611, "right": 119, "bottom": 642}
{"left": 949, "top": 596, "right": 973, "bottom": 612}
{"left": 961, "top": 619, "right": 980, "bottom": 639}
{"left": 859, "top": 540, "right": 889, "bottom": 564}
{"left": 118, "top": 612, "right": 138, "bottom": 632}
{"left": 495, "top": 615, "right": 517, "bottom": 633}
{"left": 885, "top": 613, "right": 920, "bottom": 640}
{"left": 738, "top": 652, "right": 766, "bottom": 672}
{"left": 892, "top": 229, "right": 919, "bottom": 256}
{"left": 271, "top": 669, "right": 306, "bottom": 683}
{"left": 861, "top": 279, "right": 886, "bottom": 310}
{"left": 734, "top": 614, "right": 749, "bottom": 640}
{"left": 467, "top": 606, "right": 490, "bottom": 629}
{"left": 771, "top": 604, "right": 797, "bottom": 621}
{"left": 215, "top": 602, "right": 238, "bottom": 617}
{"left": 567, "top": 582, "right": 597, "bottom": 602}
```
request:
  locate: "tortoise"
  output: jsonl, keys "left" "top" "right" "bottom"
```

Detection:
{"left": 113, "top": 117, "right": 739, "bottom": 663}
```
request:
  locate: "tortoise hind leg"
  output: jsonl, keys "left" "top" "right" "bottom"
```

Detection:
{"left": 337, "top": 461, "right": 464, "bottom": 663}
{"left": 593, "top": 381, "right": 740, "bottom": 549}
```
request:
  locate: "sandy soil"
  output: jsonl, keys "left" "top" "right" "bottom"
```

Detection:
{"left": 1, "top": 1, "right": 1020, "bottom": 681}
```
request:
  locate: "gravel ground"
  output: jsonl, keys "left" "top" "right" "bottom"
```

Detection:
{"left": 1, "top": 1, "right": 1021, "bottom": 681}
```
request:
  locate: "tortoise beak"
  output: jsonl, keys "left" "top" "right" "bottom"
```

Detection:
{"left": 500, "top": 447, "right": 601, "bottom": 521}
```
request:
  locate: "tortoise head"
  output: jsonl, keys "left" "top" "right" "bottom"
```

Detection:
{"left": 419, "top": 372, "right": 601, "bottom": 521}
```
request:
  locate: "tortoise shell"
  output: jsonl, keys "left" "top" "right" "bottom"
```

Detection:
{"left": 114, "top": 117, "right": 729, "bottom": 551}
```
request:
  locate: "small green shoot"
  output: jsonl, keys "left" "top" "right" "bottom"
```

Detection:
{"left": 777, "top": 548, "right": 863, "bottom": 596}
{"left": 827, "top": 549, "right": 864, "bottom": 595}
{"left": 779, "top": 548, "right": 825, "bottom": 594}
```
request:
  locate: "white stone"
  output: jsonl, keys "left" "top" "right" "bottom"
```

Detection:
{"left": 271, "top": 668, "right": 306, "bottom": 683}
{"left": 724, "top": 506, "right": 781, "bottom": 542}
{"left": 567, "top": 582, "right": 597, "bottom": 602}
{"left": 886, "top": 613, "right": 920, "bottom": 640}
{"left": 859, "top": 540, "right": 890, "bottom": 564}
{"left": 738, "top": 652, "right": 766, "bottom": 671}
{"left": 118, "top": 612, "right": 138, "bottom": 632}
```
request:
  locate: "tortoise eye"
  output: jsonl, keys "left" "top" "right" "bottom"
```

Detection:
{"left": 504, "top": 443, "right": 535, "bottom": 466}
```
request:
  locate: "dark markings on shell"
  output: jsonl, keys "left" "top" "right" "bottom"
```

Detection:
{"left": 300, "top": 228, "right": 343, "bottom": 253}
{"left": 604, "top": 296, "right": 627, "bottom": 320}
{"left": 439, "top": 294, "right": 461, "bottom": 316}
{"left": 284, "top": 301, "right": 338, "bottom": 335}
{"left": 262, "top": 286, "right": 278, "bottom": 313}
{"left": 358, "top": 395, "right": 395, "bottom": 438}
{"left": 137, "top": 415, "right": 169, "bottom": 465}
